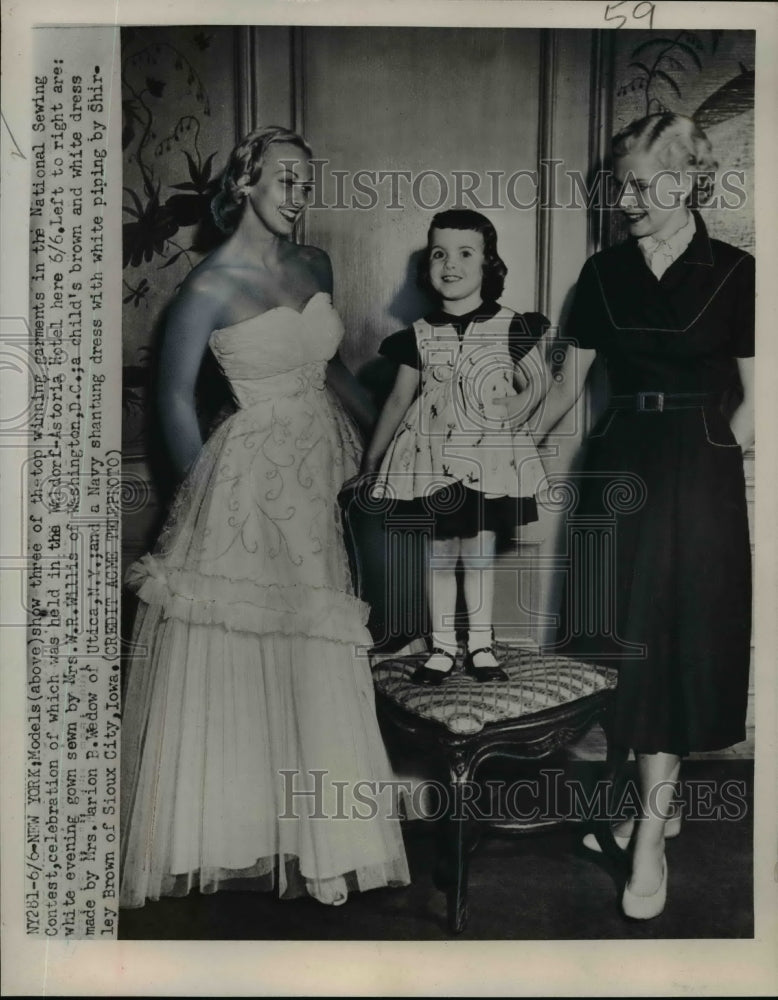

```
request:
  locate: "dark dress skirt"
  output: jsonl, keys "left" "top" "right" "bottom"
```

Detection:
{"left": 556, "top": 213, "right": 754, "bottom": 755}
{"left": 387, "top": 482, "right": 538, "bottom": 550}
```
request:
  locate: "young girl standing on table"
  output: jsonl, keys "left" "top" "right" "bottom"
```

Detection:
{"left": 361, "top": 209, "right": 549, "bottom": 685}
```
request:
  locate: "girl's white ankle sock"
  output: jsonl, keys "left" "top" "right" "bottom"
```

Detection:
{"left": 426, "top": 631, "right": 457, "bottom": 672}
{"left": 467, "top": 628, "right": 499, "bottom": 668}
{"left": 467, "top": 627, "right": 492, "bottom": 653}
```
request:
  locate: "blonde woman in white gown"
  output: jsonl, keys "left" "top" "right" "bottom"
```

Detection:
{"left": 120, "top": 126, "right": 410, "bottom": 909}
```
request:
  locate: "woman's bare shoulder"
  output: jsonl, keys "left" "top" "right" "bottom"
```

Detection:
{"left": 173, "top": 253, "right": 242, "bottom": 314}
{"left": 294, "top": 242, "right": 330, "bottom": 264}
{"left": 290, "top": 242, "right": 333, "bottom": 291}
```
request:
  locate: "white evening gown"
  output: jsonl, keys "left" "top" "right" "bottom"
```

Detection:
{"left": 120, "top": 292, "right": 410, "bottom": 907}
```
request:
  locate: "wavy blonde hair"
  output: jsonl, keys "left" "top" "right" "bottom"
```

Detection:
{"left": 211, "top": 125, "right": 313, "bottom": 233}
{"left": 612, "top": 113, "right": 718, "bottom": 208}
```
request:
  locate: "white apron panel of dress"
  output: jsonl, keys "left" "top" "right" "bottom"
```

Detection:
{"left": 374, "top": 308, "right": 545, "bottom": 501}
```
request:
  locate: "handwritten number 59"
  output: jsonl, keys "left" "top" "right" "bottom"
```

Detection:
{"left": 604, "top": 1, "right": 656, "bottom": 29}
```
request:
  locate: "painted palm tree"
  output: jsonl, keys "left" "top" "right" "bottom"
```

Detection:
{"left": 618, "top": 28, "right": 753, "bottom": 126}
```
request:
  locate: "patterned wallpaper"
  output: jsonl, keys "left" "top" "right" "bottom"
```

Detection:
{"left": 121, "top": 26, "right": 237, "bottom": 459}
{"left": 121, "top": 26, "right": 237, "bottom": 553}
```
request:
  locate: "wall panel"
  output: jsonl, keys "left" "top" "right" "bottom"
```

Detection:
{"left": 301, "top": 26, "right": 542, "bottom": 373}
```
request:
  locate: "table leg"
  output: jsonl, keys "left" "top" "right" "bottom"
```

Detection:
{"left": 430, "top": 749, "right": 479, "bottom": 933}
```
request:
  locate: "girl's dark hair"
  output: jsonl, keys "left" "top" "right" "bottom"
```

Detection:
{"left": 211, "top": 125, "right": 313, "bottom": 233}
{"left": 612, "top": 113, "right": 718, "bottom": 208}
{"left": 419, "top": 208, "right": 507, "bottom": 301}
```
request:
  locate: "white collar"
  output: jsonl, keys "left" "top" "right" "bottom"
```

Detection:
{"left": 637, "top": 212, "right": 696, "bottom": 279}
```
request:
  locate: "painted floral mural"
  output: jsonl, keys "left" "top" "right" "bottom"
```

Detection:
{"left": 121, "top": 28, "right": 232, "bottom": 351}
{"left": 122, "top": 40, "right": 222, "bottom": 277}
{"left": 121, "top": 26, "right": 237, "bottom": 558}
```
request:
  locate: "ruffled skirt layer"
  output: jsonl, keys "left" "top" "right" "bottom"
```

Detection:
{"left": 120, "top": 606, "right": 409, "bottom": 907}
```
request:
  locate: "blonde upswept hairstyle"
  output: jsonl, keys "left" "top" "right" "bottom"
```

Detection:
{"left": 612, "top": 113, "right": 718, "bottom": 208}
{"left": 211, "top": 125, "right": 313, "bottom": 233}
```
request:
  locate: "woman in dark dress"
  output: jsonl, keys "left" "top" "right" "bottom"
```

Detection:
{"left": 536, "top": 114, "right": 754, "bottom": 919}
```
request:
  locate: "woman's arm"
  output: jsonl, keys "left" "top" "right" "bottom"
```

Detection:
{"left": 525, "top": 256, "right": 600, "bottom": 440}
{"left": 532, "top": 345, "right": 597, "bottom": 441}
{"left": 326, "top": 353, "right": 378, "bottom": 437}
{"left": 730, "top": 356, "right": 755, "bottom": 451}
{"left": 503, "top": 329, "right": 555, "bottom": 427}
{"left": 157, "top": 278, "right": 224, "bottom": 480}
{"left": 360, "top": 364, "right": 419, "bottom": 474}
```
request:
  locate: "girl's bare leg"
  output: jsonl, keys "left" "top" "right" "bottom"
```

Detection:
{"left": 426, "top": 536, "right": 461, "bottom": 671}
{"left": 461, "top": 531, "right": 499, "bottom": 667}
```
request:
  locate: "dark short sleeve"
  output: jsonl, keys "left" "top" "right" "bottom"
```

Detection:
{"left": 378, "top": 327, "right": 421, "bottom": 370}
{"left": 728, "top": 252, "right": 755, "bottom": 358}
{"left": 565, "top": 258, "right": 603, "bottom": 350}
{"left": 509, "top": 311, "right": 550, "bottom": 363}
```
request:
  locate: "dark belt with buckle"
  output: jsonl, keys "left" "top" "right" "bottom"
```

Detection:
{"left": 610, "top": 392, "right": 720, "bottom": 413}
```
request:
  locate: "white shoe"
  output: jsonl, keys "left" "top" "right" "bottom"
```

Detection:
{"left": 622, "top": 858, "right": 667, "bottom": 920}
{"left": 306, "top": 876, "right": 348, "bottom": 906}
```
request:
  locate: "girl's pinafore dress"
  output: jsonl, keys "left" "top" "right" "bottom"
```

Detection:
{"left": 373, "top": 301, "right": 548, "bottom": 548}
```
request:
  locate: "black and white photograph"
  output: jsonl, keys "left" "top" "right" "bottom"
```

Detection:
{"left": 2, "top": 1, "right": 777, "bottom": 995}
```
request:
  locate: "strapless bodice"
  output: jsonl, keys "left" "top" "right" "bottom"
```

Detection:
{"left": 209, "top": 291, "right": 343, "bottom": 408}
